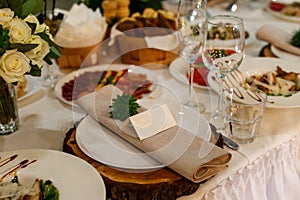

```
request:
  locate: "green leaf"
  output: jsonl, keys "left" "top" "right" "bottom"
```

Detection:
{"left": 27, "top": 64, "right": 41, "bottom": 76}
{"left": 0, "top": 0, "right": 8, "bottom": 8}
{"left": 10, "top": 43, "right": 38, "bottom": 52}
{"left": 8, "top": 0, "right": 22, "bottom": 17}
{"left": 21, "top": 0, "right": 44, "bottom": 18}
{"left": 30, "top": 0, "right": 44, "bottom": 16}
{"left": 26, "top": 22, "right": 37, "bottom": 34}
{"left": 0, "top": 25, "right": 10, "bottom": 55}
{"left": 49, "top": 45, "right": 61, "bottom": 58}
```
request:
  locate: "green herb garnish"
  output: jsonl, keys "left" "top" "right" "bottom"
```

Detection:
{"left": 290, "top": 29, "right": 300, "bottom": 48}
{"left": 209, "top": 49, "right": 227, "bottom": 58}
{"left": 109, "top": 93, "right": 140, "bottom": 121}
{"left": 40, "top": 180, "right": 59, "bottom": 200}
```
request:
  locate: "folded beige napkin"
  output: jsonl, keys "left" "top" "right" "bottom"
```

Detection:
{"left": 256, "top": 24, "right": 300, "bottom": 56}
{"left": 77, "top": 85, "right": 231, "bottom": 183}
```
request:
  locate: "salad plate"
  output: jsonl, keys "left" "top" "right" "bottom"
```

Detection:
{"left": 169, "top": 57, "right": 210, "bottom": 89}
{"left": 271, "top": 45, "right": 300, "bottom": 62}
{"left": 76, "top": 100, "right": 211, "bottom": 172}
{"left": 0, "top": 149, "right": 106, "bottom": 200}
{"left": 266, "top": 4, "right": 300, "bottom": 23}
{"left": 207, "top": 57, "right": 300, "bottom": 108}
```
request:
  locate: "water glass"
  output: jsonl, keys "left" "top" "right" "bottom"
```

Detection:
{"left": 224, "top": 87, "right": 267, "bottom": 144}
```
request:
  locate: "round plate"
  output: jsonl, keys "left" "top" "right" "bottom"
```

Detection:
{"left": 169, "top": 57, "right": 209, "bottom": 89}
{"left": 54, "top": 64, "right": 159, "bottom": 107}
{"left": 271, "top": 45, "right": 300, "bottom": 62}
{"left": 18, "top": 76, "right": 42, "bottom": 101}
{"left": 76, "top": 101, "right": 211, "bottom": 172}
{"left": 207, "top": 57, "right": 300, "bottom": 108}
{"left": 0, "top": 149, "right": 106, "bottom": 200}
{"left": 266, "top": 7, "right": 300, "bottom": 23}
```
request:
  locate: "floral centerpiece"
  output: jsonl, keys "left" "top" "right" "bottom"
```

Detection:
{"left": 0, "top": 0, "right": 61, "bottom": 134}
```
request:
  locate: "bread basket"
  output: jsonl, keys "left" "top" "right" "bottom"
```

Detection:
{"left": 55, "top": 41, "right": 102, "bottom": 68}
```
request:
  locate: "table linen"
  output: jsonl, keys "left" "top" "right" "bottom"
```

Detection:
{"left": 1, "top": 1, "right": 300, "bottom": 199}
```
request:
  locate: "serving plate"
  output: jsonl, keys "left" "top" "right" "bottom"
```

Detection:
{"left": 18, "top": 76, "right": 42, "bottom": 101}
{"left": 76, "top": 100, "right": 211, "bottom": 172}
{"left": 207, "top": 57, "right": 300, "bottom": 108}
{"left": 271, "top": 45, "right": 300, "bottom": 62}
{"left": 0, "top": 149, "right": 106, "bottom": 200}
{"left": 54, "top": 64, "right": 159, "bottom": 107}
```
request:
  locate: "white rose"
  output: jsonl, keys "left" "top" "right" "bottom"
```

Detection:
{"left": 24, "top": 14, "right": 52, "bottom": 36}
{"left": 8, "top": 17, "right": 31, "bottom": 44}
{"left": 25, "top": 35, "right": 50, "bottom": 68}
{"left": 0, "top": 49, "right": 31, "bottom": 83}
{"left": 0, "top": 8, "right": 14, "bottom": 28}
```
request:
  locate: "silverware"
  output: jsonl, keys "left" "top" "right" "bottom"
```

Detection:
{"left": 209, "top": 123, "right": 239, "bottom": 151}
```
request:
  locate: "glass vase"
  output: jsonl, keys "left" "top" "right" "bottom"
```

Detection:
{"left": 0, "top": 77, "right": 19, "bottom": 135}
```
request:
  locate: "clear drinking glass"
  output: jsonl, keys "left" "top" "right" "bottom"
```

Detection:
{"left": 224, "top": 86, "right": 267, "bottom": 144}
{"left": 176, "top": 0, "right": 207, "bottom": 112}
{"left": 202, "top": 15, "right": 245, "bottom": 129}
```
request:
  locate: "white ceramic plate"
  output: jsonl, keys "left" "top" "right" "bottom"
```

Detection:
{"left": 207, "top": 57, "right": 300, "bottom": 108}
{"left": 76, "top": 101, "right": 211, "bottom": 172}
{"left": 169, "top": 57, "right": 209, "bottom": 89}
{"left": 54, "top": 64, "right": 159, "bottom": 107}
{"left": 0, "top": 149, "right": 106, "bottom": 200}
{"left": 271, "top": 45, "right": 300, "bottom": 62}
{"left": 18, "top": 76, "right": 42, "bottom": 101}
{"left": 266, "top": 7, "right": 300, "bottom": 23}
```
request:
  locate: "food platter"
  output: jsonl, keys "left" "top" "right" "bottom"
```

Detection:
{"left": 266, "top": 6, "right": 300, "bottom": 23}
{"left": 54, "top": 64, "right": 159, "bottom": 107}
{"left": 169, "top": 57, "right": 209, "bottom": 89}
{"left": 271, "top": 45, "right": 300, "bottom": 62}
{"left": 0, "top": 149, "right": 106, "bottom": 200}
{"left": 207, "top": 57, "right": 300, "bottom": 108}
{"left": 76, "top": 100, "right": 211, "bottom": 172}
{"left": 18, "top": 76, "right": 42, "bottom": 101}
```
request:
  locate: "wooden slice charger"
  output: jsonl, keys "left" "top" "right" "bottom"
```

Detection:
{"left": 63, "top": 121, "right": 223, "bottom": 200}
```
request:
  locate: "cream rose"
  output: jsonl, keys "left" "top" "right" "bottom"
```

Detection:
{"left": 8, "top": 17, "right": 31, "bottom": 44}
{"left": 0, "top": 49, "right": 31, "bottom": 83}
{"left": 25, "top": 35, "right": 50, "bottom": 68}
{"left": 0, "top": 8, "right": 14, "bottom": 28}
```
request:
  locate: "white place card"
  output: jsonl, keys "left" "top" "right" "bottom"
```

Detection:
{"left": 129, "top": 104, "right": 177, "bottom": 140}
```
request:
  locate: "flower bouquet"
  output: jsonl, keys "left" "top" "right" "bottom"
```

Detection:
{"left": 0, "top": 0, "right": 61, "bottom": 134}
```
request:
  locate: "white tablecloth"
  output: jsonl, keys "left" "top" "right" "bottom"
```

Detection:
{"left": 1, "top": 1, "right": 300, "bottom": 199}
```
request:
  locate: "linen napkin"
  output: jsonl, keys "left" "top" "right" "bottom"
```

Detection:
{"left": 77, "top": 85, "right": 231, "bottom": 183}
{"left": 256, "top": 24, "right": 300, "bottom": 56}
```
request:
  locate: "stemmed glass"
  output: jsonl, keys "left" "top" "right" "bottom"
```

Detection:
{"left": 176, "top": 0, "right": 207, "bottom": 112}
{"left": 202, "top": 15, "right": 245, "bottom": 129}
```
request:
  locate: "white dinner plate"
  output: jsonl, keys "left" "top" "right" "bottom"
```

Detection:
{"left": 54, "top": 64, "right": 159, "bottom": 107}
{"left": 271, "top": 45, "right": 300, "bottom": 62}
{"left": 18, "top": 76, "right": 42, "bottom": 101}
{"left": 266, "top": 7, "right": 300, "bottom": 23}
{"left": 207, "top": 57, "right": 300, "bottom": 108}
{"left": 0, "top": 149, "right": 106, "bottom": 200}
{"left": 76, "top": 100, "right": 211, "bottom": 172}
{"left": 169, "top": 57, "right": 209, "bottom": 89}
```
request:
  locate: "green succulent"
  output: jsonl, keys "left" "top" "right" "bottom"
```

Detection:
{"left": 109, "top": 93, "right": 140, "bottom": 121}
{"left": 290, "top": 29, "right": 300, "bottom": 48}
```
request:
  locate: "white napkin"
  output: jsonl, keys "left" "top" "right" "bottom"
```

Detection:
{"left": 54, "top": 3, "right": 107, "bottom": 48}
{"left": 256, "top": 24, "right": 300, "bottom": 56}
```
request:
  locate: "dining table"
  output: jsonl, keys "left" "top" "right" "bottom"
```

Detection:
{"left": 1, "top": 0, "right": 300, "bottom": 199}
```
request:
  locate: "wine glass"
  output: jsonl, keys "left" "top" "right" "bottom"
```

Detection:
{"left": 202, "top": 15, "right": 245, "bottom": 130}
{"left": 176, "top": 0, "right": 207, "bottom": 112}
